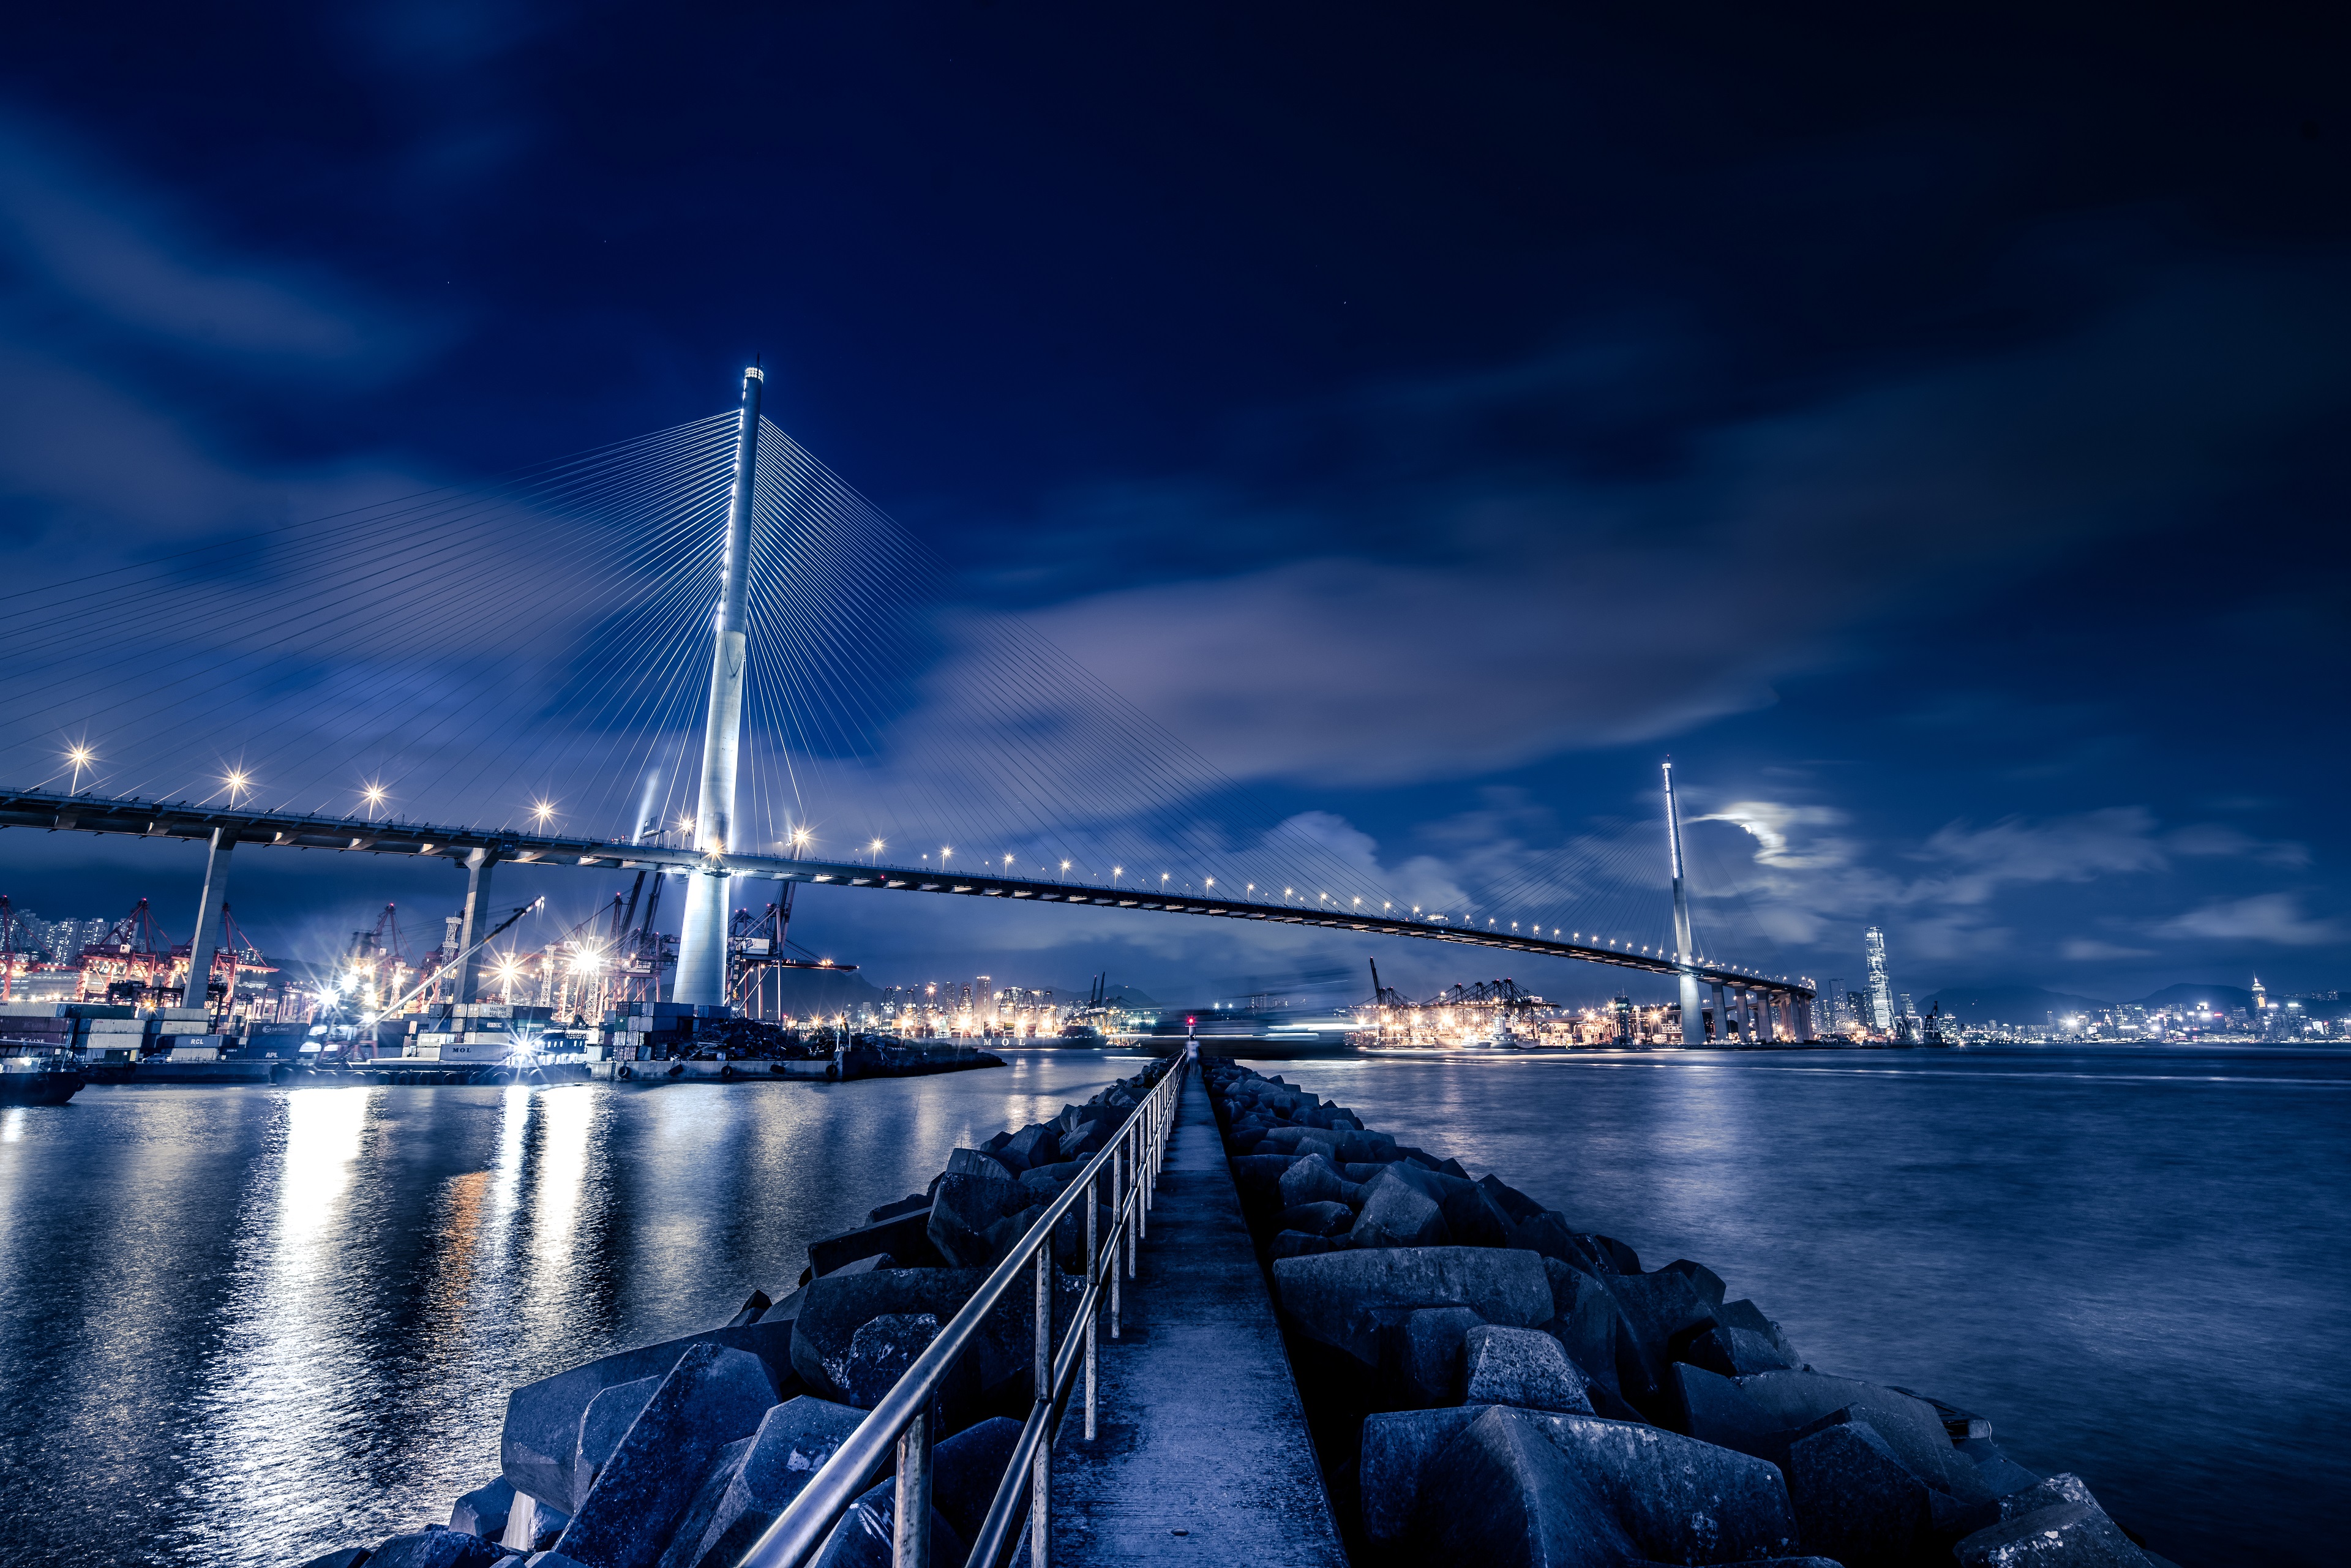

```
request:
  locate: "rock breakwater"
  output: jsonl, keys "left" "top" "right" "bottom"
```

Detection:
{"left": 288, "top": 1057, "right": 1176, "bottom": 1568}
{"left": 1203, "top": 1060, "right": 2181, "bottom": 1568}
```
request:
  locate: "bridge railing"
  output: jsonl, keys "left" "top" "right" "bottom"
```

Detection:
{"left": 736, "top": 1044, "right": 1190, "bottom": 1568}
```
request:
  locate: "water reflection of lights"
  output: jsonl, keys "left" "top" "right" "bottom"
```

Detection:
{"left": 278, "top": 1086, "right": 375, "bottom": 1240}
{"left": 532, "top": 1086, "right": 597, "bottom": 1271}
{"left": 1, "top": 1107, "right": 24, "bottom": 1142}
{"left": 491, "top": 1083, "right": 532, "bottom": 1223}
{"left": 190, "top": 1087, "right": 380, "bottom": 1557}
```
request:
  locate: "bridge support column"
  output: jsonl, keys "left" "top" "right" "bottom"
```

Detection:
{"left": 179, "top": 827, "right": 234, "bottom": 1015}
{"left": 1661, "top": 760, "right": 1703, "bottom": 1046}
{"left": 678, "top": 868, "right": 732, "bottom": 1004}
{"left": 1794, "top": 996, "right": 1815, "bottom": 1042}
{"left": 456, "top": 848, "right": 499, "bottom": 1003}
{"left": 1711, "top": 981, "right": 1728, "bottom": 1043}
{"left": 1757, "top": 992, "right": 1777, "bottom": 1042}
{"left": 675, "top": 364, "right": 763, "bottom": 1009}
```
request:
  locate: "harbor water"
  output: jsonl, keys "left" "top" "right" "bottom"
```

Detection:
{"left": 0, "top": 1052, "right": 1136, "bottom": 1567}
{"left": 1, "top": 1043, "right": 2342, "bottom": 1566}
{"left": 1260, "top": 1043, "right": 2351, "bottom": 1567}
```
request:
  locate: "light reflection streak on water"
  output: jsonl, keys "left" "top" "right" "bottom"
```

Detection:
{"left": 193, "top": 1087, "right": 378, "bottom": 1556}
{"left": 490, "top": 1084, "right": 532, "bottom": 1229}
{"left": 0, "top": 1106, "right": 24, "bottom": 1142}
{"left": 533, "top": 1086, "right": 596, "bottom": 1275}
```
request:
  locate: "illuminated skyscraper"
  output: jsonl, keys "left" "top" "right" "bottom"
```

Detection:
{"left": 1864, "top": 927, "right": 1895, "bottom": 1032}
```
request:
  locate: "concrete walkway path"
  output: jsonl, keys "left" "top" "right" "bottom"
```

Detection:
{"left": 1050, "top": 1065, "right": 1348, "bottom": 1567}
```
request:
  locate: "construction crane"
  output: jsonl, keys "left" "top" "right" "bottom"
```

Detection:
{"left": 212, "top": 906, "right": 275, "bottom": 1025}
{"left": 340, "top": 902, "right": 412, "bottom": 1016}
{"left": 372, "top": 897, "right": 544, "bottom": 1019}
{"left": 78, "top": 898, "right": 174, "bottom": 1006}
{"left": 727, "top": 895, "right": 858, "bottom": 1020}
{"left": 607, "top": 868, "right": 670, "bottom": 1007}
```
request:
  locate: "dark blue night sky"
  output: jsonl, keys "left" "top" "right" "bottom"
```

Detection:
{"left": 2, "top": 3, "right": 2346, "bottom": 1004}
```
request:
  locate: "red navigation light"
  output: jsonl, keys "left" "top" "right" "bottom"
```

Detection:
{"left": 1186, "top": 1016, "right": 1196, "bottom": 1026}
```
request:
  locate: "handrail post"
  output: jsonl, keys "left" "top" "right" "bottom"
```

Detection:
{"left": 1125, "top": 1122, "right": 1139, "bottom": 1280}
{"left": 1109, "top": 1140, "right": 1124, "bottom": 1338}
{"left": 891, "top": 1410, "right": 929, "bottom": 1568}
{"left": 1084, "top": 1162, "right": 1099, "bottom": 1440}
{"left": 1032, "top": 1248, "right": 1051, "bottom": 1568}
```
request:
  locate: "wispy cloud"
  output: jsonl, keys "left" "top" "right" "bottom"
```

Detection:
{"left": 1913, "top": 809, "right": 2169, "bottom": 904}
{"left": 2062, "top": 938, "right": 2155, "bottom": 961}
{"left": 959, "top": 258, "right": 2351, "bottom": 789}
{"left": 2163, "top": 823, "right": 2311, "bottom": 869}
{"left": 0, "top": 114, "right": 421, "bottom": 371}
{"left": 2156, "top": 893, "right": 2345, "bottom": 948}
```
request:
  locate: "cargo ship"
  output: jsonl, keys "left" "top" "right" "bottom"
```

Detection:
{"left": 0, "top": 1047, "right": 84, "bottom": 1105}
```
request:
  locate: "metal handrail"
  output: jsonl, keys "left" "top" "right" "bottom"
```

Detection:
{"left": 737, "top": 1045, "right": 1190, "bottom": 1568}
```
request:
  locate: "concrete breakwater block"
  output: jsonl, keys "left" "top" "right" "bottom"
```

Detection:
{"left": 553, "top": 1342, "right": 781, "bottom": 1568}
{"left": 447, "top": 1477, "right": 514, "bottom": 1540}
{"left": 1360, "top": 1405, "right": 1799, "bottom": 1561}
{"left": 807, "top": 1207, "right": 939, "bottom": 1277}
{"left": 572, "top": 1376, "right": 659, "bottom": 1511}
{"left": 293, "top": 1550, "right": 373, "bottom": 1568}
{"left": 1957, "top": 1498, "right": 2154, "bottom": 1566}
{"left": 1464, "top": 1324, "right": 1593, "bottom": 1414}
{"left": 788, "top": 1268, "right": 981, "bottom": 1400}
{"left": 803, "top": 1416, "right": 1021, "bottom": 1568}
{"left": 1270, "top": 1245, "right": 1553, "bottom": 1364}
{"left": 1787, "top": 1415, "right": 1935, "bottom": 1566}
{"left": 1200, "top": 1058, "right": 2161, "bottom": 1568}
{"left": 684, "top": 1395, "right": 866, "bottom": 1568}
{"left": 1400, "top": 1405, "right": 1635, "bottom": 1567}
{"left": 359, "top": 1527, "right": 507, "bottom": 1567}
{"left": 501, "top": 1317, "right": 797, "bottom": 1509}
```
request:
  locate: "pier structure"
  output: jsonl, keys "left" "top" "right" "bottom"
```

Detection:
{"left": 1048, "top": 1067, "right": 1346, "bottom": 1566}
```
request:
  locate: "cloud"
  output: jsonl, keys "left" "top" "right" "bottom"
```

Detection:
{"left": 1273, "top": 811, "right": 1469, "bottom": 913}
{"left": 2156, "top": 894, "right": 2346, "bottom": 948}
{"left": 0, "top": 114, "right": 416, "bottom": 370}
{"left": 1912, "top": 809, "right": 2168, "bottom": 904}
{"left": 946, "top": 257, "right": 2351, "bottom": 788}
{"left": 1691, "top": 801, "right": 1851, "bottom": 869}
{"left": 2061, "top": 938, "right": 2156, "bottom": 961}
{"left": 2163, "top": 823, "right": 2311, "bottom": 868}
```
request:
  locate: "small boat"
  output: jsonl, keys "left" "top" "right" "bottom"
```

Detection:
{"left": 0, "top": 1047, "right": 86, "bottom": 1105}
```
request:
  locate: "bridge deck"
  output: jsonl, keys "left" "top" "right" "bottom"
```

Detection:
{"left": 1049, "top": 1070, "right": 1346, "bottom": 1567}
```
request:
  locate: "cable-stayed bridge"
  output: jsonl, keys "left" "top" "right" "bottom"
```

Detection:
{"left": 0, "top": 368, "right": 1813, "bottom": 1038}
